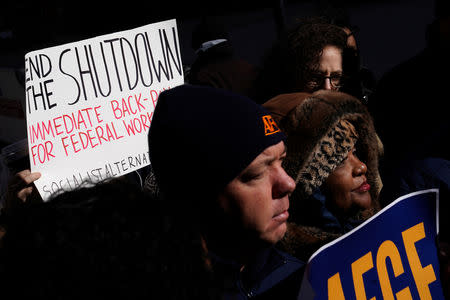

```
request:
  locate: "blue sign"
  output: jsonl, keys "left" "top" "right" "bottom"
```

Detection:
{"left": 298, "top": 189, "right": 444, "bottom": 300}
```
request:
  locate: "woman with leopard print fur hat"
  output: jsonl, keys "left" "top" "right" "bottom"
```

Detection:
{"left": 263, "top": 90, "right": 383, "bottom": 262}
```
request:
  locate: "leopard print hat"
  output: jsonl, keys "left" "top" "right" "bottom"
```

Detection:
{"left": 263, "top": 90, "right": 383, "bottom": 224}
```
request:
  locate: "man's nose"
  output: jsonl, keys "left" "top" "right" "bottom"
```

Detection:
{"left": 273, "top": 167, "right": 296, "bottom": 198}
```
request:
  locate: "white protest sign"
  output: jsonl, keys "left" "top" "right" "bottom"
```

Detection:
{"left": 25, "top": 19, "right": 184, "bottom": 200}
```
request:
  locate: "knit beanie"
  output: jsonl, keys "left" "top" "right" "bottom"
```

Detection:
{"left": 148, "top": 84, "right": 285, "bottom": 202}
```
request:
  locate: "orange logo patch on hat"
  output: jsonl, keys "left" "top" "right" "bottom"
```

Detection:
{"left": 262, "top": 115, "right": 281, "bottom": 136}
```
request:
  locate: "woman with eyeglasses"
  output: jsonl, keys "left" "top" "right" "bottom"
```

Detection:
{"left": 252, "top": 16, "right": 348, "bottom": 104}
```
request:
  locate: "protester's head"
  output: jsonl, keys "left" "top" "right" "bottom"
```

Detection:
{"left": 254, "top": 17, "right": 347, "bottom": 103}
{"left": 324, "top": 146, "right": 371, "bottom": 218}
{"left": 188, "top": 17, "right": 258, "bottom": 98}
{"left": 263, "top": 90, "right": 383, "bottom": 227}
{"left": 263, "top": 90, "right": 383, "bottom": 260}
{"left": 286, "top": 18, "right": 348, "bottom": 93}
{"left": 0, "top": 178, "right": 216, "bottom": 299}
{"left": 191, "top": 16, "right": 230, "bottom": 53}
{"left": 306, "top": 44, "right": 344, "bottom": 92}
{"left": 216, "top": 141, "right": 295, "bottom": 245}
{"left": 148, "top": 85, "right": 294, "bottom": 249}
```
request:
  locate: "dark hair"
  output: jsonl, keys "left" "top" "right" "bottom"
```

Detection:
{"left": 0, "top": 177, "right": 218, "bottom": 299}
{"left": 253, "top": 17, "right": 347, "bottom": 103}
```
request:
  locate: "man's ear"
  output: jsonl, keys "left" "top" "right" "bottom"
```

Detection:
{"left": 216, "top": 190, "right": 231, "bottom": 214}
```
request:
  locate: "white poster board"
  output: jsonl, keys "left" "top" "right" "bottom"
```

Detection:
{"left": 25, "top": 19, "right": 184, "bottom": 200}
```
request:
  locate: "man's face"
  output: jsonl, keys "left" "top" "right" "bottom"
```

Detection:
{"left": 217, "top": 141, "right": 295, "bottom": 245}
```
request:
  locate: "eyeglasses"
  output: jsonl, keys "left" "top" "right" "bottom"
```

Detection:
{"left": 305, "top": 74, "right": 345, "bottom": 91}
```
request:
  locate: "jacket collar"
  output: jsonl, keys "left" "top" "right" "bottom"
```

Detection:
{"left": 209, "top": 246, "right": 304, "bottom": 298}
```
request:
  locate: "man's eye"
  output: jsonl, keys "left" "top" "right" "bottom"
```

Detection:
{"left": 240, "top": 172, "right": 262, "bottom": 183}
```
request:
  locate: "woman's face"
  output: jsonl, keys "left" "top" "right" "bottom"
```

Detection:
{"left": 324, "top": 147, "right": 372, "bottom": 218}
{"left": 303, "top": 45, "right": 343, "bottom": 92}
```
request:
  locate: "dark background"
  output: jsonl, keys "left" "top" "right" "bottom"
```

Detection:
{"left": 0, "top": 0, "right": 438, "bottom": 145}
{"left": 0, "top": 0, "right": 436, "bottom": 76}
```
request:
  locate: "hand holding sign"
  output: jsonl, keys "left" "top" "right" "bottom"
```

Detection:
{"left": 2, "top": 169, "right": 42, "bottom": 215}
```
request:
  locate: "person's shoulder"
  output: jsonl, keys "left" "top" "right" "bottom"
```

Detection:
{"left": 255, "top": 248, "right": 305, "bottom": 300}
{"left": 273, "top": 247, "right": 305, "bottom": 266}
{"left": 265, "top": 247, "right": 305, "bottom": 283}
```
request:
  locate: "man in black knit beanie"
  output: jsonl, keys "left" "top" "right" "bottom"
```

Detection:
{"left": 148, "top": 84, "right": 305, "bottom": 299}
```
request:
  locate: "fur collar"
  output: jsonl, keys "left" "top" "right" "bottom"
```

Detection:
{"left": 264, "top": 91, "right": 383, "bottom": 261}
